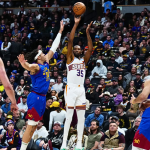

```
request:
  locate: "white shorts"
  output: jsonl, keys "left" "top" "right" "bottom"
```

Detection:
{"left": 64, "top": 83, "right": 86, "bottom": 108}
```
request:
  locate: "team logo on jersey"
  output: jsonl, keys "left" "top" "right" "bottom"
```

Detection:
{"left": 134, "top": 139, "right": 140, "bottom": 144}
{"left": 68, "top": 63, "right": 85, "bottom": 71}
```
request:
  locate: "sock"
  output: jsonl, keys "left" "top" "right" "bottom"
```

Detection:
{"left": 20, "top": 142, "right": 29, "bottom": 150}
{"left": 76, "top": 109, "right": 85, "bottom": 148}
{"left": 61, "top": 108, "right": 74, "bottom": 148}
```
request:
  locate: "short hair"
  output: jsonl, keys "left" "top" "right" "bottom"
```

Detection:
{"left": 96, "top": 106, "right": 101, "bottom": 111}
{"left": 109, "top": 121, "right": 118, "bottom": 126}
{"left": 117, "top": 105, "right": 125, "bottom": 110}
{"left": 24, "top": 87, "right": 30, "bottom": 91}
{"left": 91, "top": 119, "right": 99, "bottom": 127}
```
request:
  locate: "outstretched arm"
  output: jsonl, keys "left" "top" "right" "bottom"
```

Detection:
{"left": 67, "top": 16, "right": 81, "bottom": 64}
{"left": 45, "top": 21, "right": 64, "bottom": 63}
{"left": 130, "top": 80, "right": 150, "bottom": 104}
{"left": 18, "top": 54, "right": 39, "bottom": 72}
{"left": 0, "top": 58, "right": 18, "bottom": 112}
{"left": 84, "top": 21, "right": 93, "bottom": 65}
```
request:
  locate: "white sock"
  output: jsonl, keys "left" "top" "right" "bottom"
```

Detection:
{"left": 61, "top": 108, "right": 74, "bottom": 148}
{"left": 20, "top": 142, "right": 29, "bottom": 150}
{"left": 76, "top": 109, "right": 85, "bottom": 148}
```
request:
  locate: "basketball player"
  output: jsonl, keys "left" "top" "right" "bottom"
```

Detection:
{"left": 0, "top": 58, "right": 18, "bottom": 112}
{"left": 61, "top": 16, "right": 93, "bottom": 150}
{"left": 18, "top": 21, "right": 64, "bottom": 150}
{"left": 131, "top": 76, "right": 150, "bottom": 150}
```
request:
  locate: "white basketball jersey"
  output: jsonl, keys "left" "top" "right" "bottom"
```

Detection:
{"left": 66, "top": 57, "right": 86, "bottom": 85}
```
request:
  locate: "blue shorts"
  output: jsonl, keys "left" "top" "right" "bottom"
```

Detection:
{"left": 26, "top": 92, "right": 46, "bottom": 121}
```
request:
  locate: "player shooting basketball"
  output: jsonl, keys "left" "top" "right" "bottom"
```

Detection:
{"left": 131, "top": 76, "right": 150, "bottom": 150}
{"left": 61, "top": 16, "right": 93, "bottom": 150}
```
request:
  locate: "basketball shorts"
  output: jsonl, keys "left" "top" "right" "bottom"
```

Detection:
{"left": 64, "top": 83, "right": 86, "bottom": 109}
{"left": 133, "top": 117, "right": 150, "bottom": 149}
{"left": 26, "top": 92, "right": 46, "bottom": 122}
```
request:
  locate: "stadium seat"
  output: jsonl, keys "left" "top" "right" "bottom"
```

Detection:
{"left": 85, "top": 110, "right": 93, "bottom": 118}
{"left": 90, "top": 104, "right": 101, "bottom": 111}
{"left": 124, "top": 13, "right": 133, "bottom": 19}
{"left": 101, "top": 112, "right": 109, "bottom": 121}
{"left": 109, "top": 112, "right": 119, "bottom": 117}
{"left": 91, "top": 78, "right": 100, "bottom": 84}
{"left": 134, "top": 13, "right": 141, "bottom": 18}
{"left": 112, "top": 72, "right": 122, "bottom": 77}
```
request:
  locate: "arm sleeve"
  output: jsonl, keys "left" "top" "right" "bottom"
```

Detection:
{"left": 50, "top": 33, "right": 62, "bottom": 53}
{"left": 49, "top": 112, "right": 53, "bottom": 131}
{"left": 7, "top": 132, "right": 20, "bottom": 150}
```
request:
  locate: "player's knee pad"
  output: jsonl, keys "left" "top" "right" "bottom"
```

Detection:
{"left": 28, "top": 120, "right": 39, "bottom": 126}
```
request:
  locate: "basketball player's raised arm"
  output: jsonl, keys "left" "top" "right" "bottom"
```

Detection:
{"left": 45, "top": 21, "right": 64, "bottom": 63}
{"left": 84, "top": 21, "right": 93, "bottom": 65}
{"left": 18, "top": 54, "right": 39, "bottom": 72}
{"left": 131, "top": 80, "right": 150, "bottom": 104}
{"left": 0, "top": 58, "right": 18, "bottom": 112}
{"left": 67, "top": 16, "right": 81, "bottom": 64}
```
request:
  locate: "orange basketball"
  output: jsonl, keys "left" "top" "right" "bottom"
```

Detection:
{"left": 73, "top": 2, "right": 86, "bottom": 16}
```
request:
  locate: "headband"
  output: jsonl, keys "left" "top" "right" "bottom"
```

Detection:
{"left": 34, "top": 50, "right": 42, "bottom": 60}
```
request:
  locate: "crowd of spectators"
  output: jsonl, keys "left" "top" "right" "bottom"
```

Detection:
{"left": 0, "top": 0, "right": 149, "bottom": 150}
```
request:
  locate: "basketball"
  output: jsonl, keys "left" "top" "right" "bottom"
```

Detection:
{"left": 73, "top": 2, "right": 86, "bottom": 16}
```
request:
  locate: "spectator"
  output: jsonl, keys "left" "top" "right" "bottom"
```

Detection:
{"left": 90, "top": 60, "right": 107, "bottom": 80}
{"left": 51, "top": 0, "right": 59, "bottom": 7}
{"left": 85, "top": 106, "right": 104, "bottom": 127}
{"left": 115, "top": 50, "right": 123, "bottom": 64}
{"left": 67, "top": 128, "right": 88, "bottom": 150}
{"left": 101, "top": 91, "right": 115, "bottom": 112}
{"left": 96, "top": 78, "right": 106, "bottom": 95}
{"left": 141, "top": 68, "right": 150, "bottom": 80}
{"left": 102, "top": 1, "right": 114, "bottom": 13}
{"left": 49, "top": 101, "right": 66, "bottom": 132}
{"left": 140, "top": 39, "right": 150, "bottom": 56}
{"left": 86, "top": 84, "right": 99, "bottom": 104}
{"left": 119, "top": 55, "right": 131, "bottom": 72}
{"left": 84, "top": 77, "right": 91, "bottom": 92}
{"left": 0, "top": 79, "right": 4, "bottom": 93}
{"left": 43, "top": 97, "right": 53, "bottom": 131}
{"left": 125, "top": 117, "right": 141, "bottom": 149}
{"left": 86, "top": 119, "right": 102, "bottom": 150}
{"left": 118, "top": 74, "right": 124, "bottom": 87}
{"left": 127, "top": 50, "right": 136, "bottom": 64}
{"left": 103, "top": 116, "right": 125, "bottom": 135}
{"left": 124, "top": 67, "right": 137, "bottom": 86}
{"left": 0, "top": 0, "right": 4, "bottom": 8}
{"left": 114, "top": 86, "right": 124, "bottom": 105}
{"left": 117, "top": 105, "right": 131, "bottom": 130}
{"left": 32, "top": 120, "right": 48, "bottom": 141}
{"left": 47, "top": 121, "right": 63, "bottom": 150}
{"left": 106, "top": 55, "right": 120, "bottom": 71}
{"left": 107, "top": 78, "right": 119, "bottom": 96}
{"left": 105, "top": 71, "right": 113, "bottom": 86}
{"left": 15, "top": 79, "right": 25, "bottom": 96}
{"left": 120, "top": 93, "right": 130, "bottom": 111}
{"left": 17, "top": 6, "right": 26, "bottom": 16}
{"left": 132, "top": 58, "right": 142, "bottom": 72}
{"left": 126, "top": 104, "right": 140, "bottom": 122}
{"left": 13, "top": 110, "right": 25, "bottom": 131}
{"left": 103, "top": 35, "right": 114, "bottom": 47}
{"left": 52, "top": 76, "right": 63, "bottom": 93}
{"left": 91, "top": 121, "right": 125, "bottom": 150}
{"left": 0, "top": 120, "right": 21, "bottom": 149}
{"left": 134, "top": 71, "right": 143, "bottom": 90}
{"left": 17, "top": 95, "right": 28, "bottom": 118}
{"left": 109, "top": 26, "right": 117, "bottom": 40}
{"left": 1, "top": 97, "right": 11, "bottom": 115}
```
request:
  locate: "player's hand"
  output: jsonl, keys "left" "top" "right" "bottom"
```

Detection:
{"left": 86, "top": 21, "right": 93, "bottom": 33}
{"left": 17, "top": 54, "right": 27, "bottom": 64}
{"left": 60, "top": 20, "right": 64, "bottom": 32}
{"left": 130, "top": 94, "right": 136, "bottom": 104}
{"left": 11, "top": 103, "right": 19, "bottom": 113}
{"left": 74, "top": 16, "right": 81, "bottom": 24}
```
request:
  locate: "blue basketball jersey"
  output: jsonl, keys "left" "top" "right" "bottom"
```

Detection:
{"left": 30, "top": 62, "right": 50, "bottom": 95}
{"left": 0, "top": 25, "right": 5, "bottom": 33}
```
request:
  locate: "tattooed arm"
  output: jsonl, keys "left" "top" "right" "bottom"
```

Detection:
{"left": 108, "top": 143, "right": 125, "bottom": 150}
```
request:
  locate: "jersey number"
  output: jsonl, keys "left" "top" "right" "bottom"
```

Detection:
{"left": 77, "top": 70, "right": 83, "bottom": 77}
